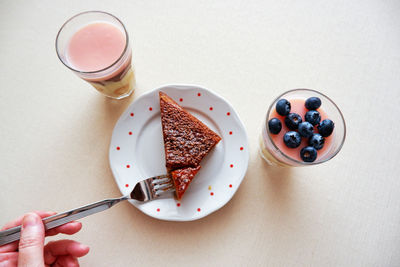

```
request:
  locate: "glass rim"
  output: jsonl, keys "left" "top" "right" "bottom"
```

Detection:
{"left": 265, "top": 88, "right": 346, "bottom": 166}
{"left": 55, "top": 10, "right": 130, "bottom": 74}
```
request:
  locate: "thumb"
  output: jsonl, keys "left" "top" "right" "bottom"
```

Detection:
{"left": 18, "top": 213, "right": 45, "bottom": 267}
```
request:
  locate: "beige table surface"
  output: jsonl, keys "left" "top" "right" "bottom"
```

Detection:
{"left": 1, "top": 0, "right": 400, "bottom": 266}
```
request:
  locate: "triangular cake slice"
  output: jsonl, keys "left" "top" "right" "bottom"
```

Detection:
{"left": 171, "top": 166, "right": 201, "bottom": 199}
{"left": 159, "top": 91, "right": 221, "bottom": 199}
{"left": 159, "top": 91, "right": 221, "bottom": 170}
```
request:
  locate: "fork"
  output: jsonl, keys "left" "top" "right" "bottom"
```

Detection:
{"left": 0, "top": 174, "right": 174, "bottom": 246}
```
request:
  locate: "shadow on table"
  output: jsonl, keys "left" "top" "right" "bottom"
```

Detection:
{"left": 100, "top": 90, "right": 136, "bottom": 122}
{"left": 258, "top": 155, "right": 294, "bottom": 214}
{"left": 259, "top": 155, "right": 293, "bottom": 198}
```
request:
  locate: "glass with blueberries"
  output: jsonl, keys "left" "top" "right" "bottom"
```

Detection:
{"left": 259, "top": 89, "right": 346, "bottom": 166}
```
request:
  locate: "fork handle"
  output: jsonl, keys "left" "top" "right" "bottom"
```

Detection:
{"left": 0, "top": 196, "right": 129, "bottom": 246}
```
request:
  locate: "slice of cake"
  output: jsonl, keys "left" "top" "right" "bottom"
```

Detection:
{"left": 159, "top": 91, "right": 221, "bottom": 199}
{"left": 171, "top": 166, "right": 201, "bottom": 200}
{"left": 159, "top": 91, "right": 221, "bottom": 170}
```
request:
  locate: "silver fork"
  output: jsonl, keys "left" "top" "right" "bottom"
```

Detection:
{"left": 0, "top": 174, "right": 174, "bottom": 246}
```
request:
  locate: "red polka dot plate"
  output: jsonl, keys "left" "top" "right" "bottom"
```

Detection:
{"left": 109, "top": 84, "right": 249, "bottom": 221}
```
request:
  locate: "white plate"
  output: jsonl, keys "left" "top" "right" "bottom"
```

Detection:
{"left": 109, "top": 84, "right": 249, "bottom": 221}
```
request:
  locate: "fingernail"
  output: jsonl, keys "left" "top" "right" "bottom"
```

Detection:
{"left": 22, "top": 213, "right": 39, "bottom": 228}
{"left": 79, "top": 244, "right": 90, "bottom": 251}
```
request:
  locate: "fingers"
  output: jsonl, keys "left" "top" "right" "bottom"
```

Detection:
{"left": 17, "top": 213, "right": 45, "bottom": 267}
{"left": 1, "top": 211, "right": 82, "bottom": 253}
{"left": 51, "top": 255, "right": 79, "bottom": 267}
{"left": 1, "top": 210, "right": 81, "bottom": 235}
{"left": 44, "top": 240, "right": 89, "bottom": 265}
{"left": 46, "top": 221, "right": 82, "bottom": 237}
{"left": 0, "top": 242, "right": 18, "bottom": 254}
{"left": 1, "top": 211, "right": 55, "bottom": 230}
{"left": 0, "top": 251, "right": 18, "bottom": 266}
{"left": 0, "top": 211, "right": 56, "bottom": 253}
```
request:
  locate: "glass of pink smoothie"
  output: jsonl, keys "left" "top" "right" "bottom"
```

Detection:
{"left": 56, "top": 11, "right": 134, "bottom": 99}
{"left": 259, "top": 89, "right": 346, "bottom": 167}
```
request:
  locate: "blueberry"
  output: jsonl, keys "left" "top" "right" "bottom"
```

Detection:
{"left": 305, "top": 110, "right": 321, "bottom": 126}
{"left": 284, "top": 113, "right": 302, "bottom": 130}
{"left": 309, "top": 133, "right": 325, "bottom": 150}
{"left": 298, "top": 122, "right": 314, "bottom": 138}
{"left": 318, "top": 119, "right": 335, "bottom": 137}
{"left": 300, "top": 146, "right": 318, "bottom": 162}
{"left": 283, "top": 131, "right": 302, "bottom": 148}
{"left": 305, "top": 97, "right": 322, "bottom": 110}
{"left": 276, "top": 99, "right": 291, "bottom": 116}
{"left": 268, "top": 118, "right": 282, "bottom": 134}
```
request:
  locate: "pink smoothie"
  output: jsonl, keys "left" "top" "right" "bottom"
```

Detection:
{"left": 67, "top": 22, "right": 126, "bottom": 72}
{"left": 269, "top": 99, "right": 333, "bottom": 162}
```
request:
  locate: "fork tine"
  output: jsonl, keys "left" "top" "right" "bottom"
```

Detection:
{"left": 152, "top": 176, "right": 174, "bottom": 195}
{"left": 153, "top": 181, "right": 173, "bottom": 191}
{"left": 131, "top": 174, "right": 174, "bottom": 202}
{"left": 152, "top": 177, "right": 171, "bottom": 185}
{"left": 151, "top": 175, "right": 175, "bottom": 196}
{"left": 155, "top": 187, "right": 175, "bottom": 196}
{"left": 151, "top": 174, "right": 170, "bottom": 180}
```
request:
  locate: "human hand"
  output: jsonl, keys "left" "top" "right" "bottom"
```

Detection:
{"left": 0, "top": 211, "right": 89, "bottom": 267}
